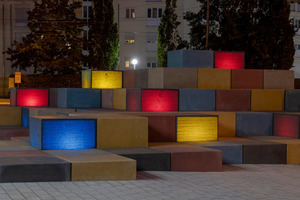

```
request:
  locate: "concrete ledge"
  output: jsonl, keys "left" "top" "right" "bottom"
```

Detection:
{"left": 151, "top": 145, "right": 222, "bottom": 172}
{"left": 47, "top": 149, "right": 136, "bottom": 181}
{"left": 105, "top": 147, "right": 171, "bottom": 171}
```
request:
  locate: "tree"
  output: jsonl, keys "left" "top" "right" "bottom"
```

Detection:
{"left": 88, "top": 0, "right": 120, "bottom": 70}
{"left": 185, "top": 0, "right": 295, "bottom": 70}
{"left": 218, "top": 0, "right": 295, "bottom": 69}
{"left": 157, "top": 0, "right": 187, "bottom": 67}
{"left": 4, "top": 0, "right": 84, "bottom": 74}
{"left": 184, "top": 0, "right": 222, "bottom": 50}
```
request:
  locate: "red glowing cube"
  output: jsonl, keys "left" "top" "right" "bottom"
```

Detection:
{"left": 16, "top": 89, "right": 49, "bottom": 107}
{"left": 274, "top": 114, "right": 299, "bottom": 138}
{"left": 141, "top": 90, "right": 178, "bottom": 112}
{"left": 214, "top": 52, "right": 244, "bottom": 69}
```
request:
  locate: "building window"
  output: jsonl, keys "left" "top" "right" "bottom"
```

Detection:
{"left": 125, "top": 57, "right": 134, "bottom": 68}
{"left": 294, "top": 19, "right": 300, "bottom": 29}
{"left": 146, "top": 32, "right": 158, "bottom": 51}
{"left": 83, "top": 6, "right": 92, "bottom": 20}
{"left": 126, "top": 8, "right": 135, "bottom": 19}
{"left": 15, "top": 8, "right": 29, "bottom": 27}
{"left": 295, "top": 44, "right": 300, "bottom": 50}
{"left": 147, "top": 62, "right": 157, "bottom": 68}
{"left": 125, "top": 32, "right": 135, "bottom": 44}
{"left": 147, "top": 57, "right": 158, "bottom": 68}
{"left": 83, "top": 28, "right": 89, "bottom": 51}
{"left": 147, "top": 8, "right": 162, "bottom": 18}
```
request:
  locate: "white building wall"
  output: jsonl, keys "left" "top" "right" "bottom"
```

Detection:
{"left": 290, "top": 1, "right": 300, "bottom": 78}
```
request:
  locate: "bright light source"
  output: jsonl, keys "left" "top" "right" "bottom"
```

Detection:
{"left": 132, "top": 59, "right": 138, "bottom": 70}
{"left": 132, "top": 59, "right": 138, "bottom": 65}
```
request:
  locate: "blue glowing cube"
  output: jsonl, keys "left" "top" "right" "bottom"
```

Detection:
{"left": 30, "top": 116, "right": 97, "bottom": 150}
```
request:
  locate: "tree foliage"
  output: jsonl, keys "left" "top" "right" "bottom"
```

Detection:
{"left": 184, "top": 0, "right": 295, "bottom": 69}
{"left": 4, "top": 0, "right": 84, "bottom": 74}
{"left": 157, "top": 0, "right": 187, "bottom": 67}
{"left": 184, "top": 0, "right": 221, "bottom": 50}
{"left": 88, "top": 0, "right": 120, "bottom": 70}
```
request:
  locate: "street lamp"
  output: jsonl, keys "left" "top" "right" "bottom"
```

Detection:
{"left": 132, "top": 59, "right": 138, "bottom": 70}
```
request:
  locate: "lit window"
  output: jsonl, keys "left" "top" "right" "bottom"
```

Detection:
{"left": 125, "top": 40, "right": 135, "bottom": 44}
{"left": 147, "top": 8, "right": 162, "bottom": 18}
{"left": 126, "top": 8, "right": 135, "bottom": 19}
{"left": 125, "top": 60, "right": 130, "bottom": 68}
{"left": 125, "top": 33, "right": 135, "bottom": 44}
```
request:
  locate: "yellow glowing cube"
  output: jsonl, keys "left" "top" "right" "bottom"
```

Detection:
{"left": 92, "top": 71, "right": 122, "bottom": 89}
{"left": 82, "top": 70, "right": 92, "bottom": 88}
{"left": 9, "top": 78, "right": 15, "bottom": 89}
{"left": 176, "top": 116, "right": 218, "bottom": 142}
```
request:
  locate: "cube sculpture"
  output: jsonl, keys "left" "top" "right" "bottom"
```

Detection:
{"left": 105, "top": 147, "right": 171, "bottom": 171}
{"left": 62, "top": 113, "right": 148, "bottom": 149}
{"left": 135, "top": 68, "right": 198, "bottom": 89}
{"left": 126, "top": 89, "right": 141, "bottom": 111}
{"left": 10, "top": 88, "right": 49, "bottom": 107}
{"left": 199, "top": 111, "right": 236, "bottom": 137}
{"left": 163, "top": 68, "right": 198, "bottom": 89}
{"left": 22, "top": 107, "right": 75, "bottom": 128}
{"left": 214, "top": 52, "right": 244, "bottom": 69}
{"left": 251, "top": 89, "right": 284, "bottom": 111}
{"left": 135, "top": 68, "right": 164, "bottom": 88}
{"left": 285, "top": 90, "right": 300, "bottom": 112}
{"left": 141, "top": 89, "right": 179, "bottom": 112}
{"left": 82, "top": 70, "right": 122, "bottom": 89}
{"left": 263, "top": 70, "right": 294, "bottom": 89}
{"left": 113, "top": 88, "right": 126, "bottom": 110}
{"left": 271, "top": 140, "right": 300, "bottom": 164}
{"left": 216, "top": 89, "right": 251, "bottom": 111}
{"left": 47, "top": 149, "right": 136, "bottom": 181}
{"left": 273, "top": 113, "right": 300, "bottom": 138}
{"left": 102, "top": 89, "right": 114, "bottom": 109}
{"left": 123, "top": 70, "right": 135, "bottom": 88}
{"left": 57, "top": 88, "right": 101, "bottom": 108}
{"left": 0, "top": 106, "right": 22, "bottom": 126}
{"left": 30, "top": 116, "right": 97, "bottom": 150}
{"left": 236, "top": 112, "right": 273, "bottom": 137}
{"left": 198, "top": 69, "right": 231, "bottom": 89}
{"left": 96, "top": 115, "right": 148, "bottom": 149}
{"left": 176, "top": 116, "right": 218, "bottom": 142}
{"left": 0, "top": 150, "right": 70, "bottom": 182}
{"left": 225, "top": 139, "right": 286, "bottom": 164}
{"left": 151, "top": 145, "right": 222, "bottom": 172}
{"left": 179, "top": 89, "right": 215, "bottom": 111}
{"left": 231, "top": 69, "right": 264, "bottom": 89}
{"left": 167, "top": 50, "right": 214, "bottom": 68}
{"left": 186, "top": 141, "right": 243, "bottom": 164}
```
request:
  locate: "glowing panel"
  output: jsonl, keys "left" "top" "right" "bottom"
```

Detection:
{"left": 92, "top": 71, "right": 122, "bottom": 89}
{"left": 16, "top": 89, "right": 49, "bottom": 107}
{"left": 177, "top": 116, "right": 218, "bottom": 142}
{"left": 214, "top": 52, "right": 244, "bottom": 69}
{"left": 22, "top": 108, "right": 29, "bottom": 128}
{"left": 274, "top": 114, "right": 299, "bottom": 138}
{"left": 30, "top": 118, "right": 96, "bottom": 150}
{"left": 82, "top": 70, "right": 92, "bottom": 88}
{"left": 141, "top": 90, "right": 178, "bottom": 111}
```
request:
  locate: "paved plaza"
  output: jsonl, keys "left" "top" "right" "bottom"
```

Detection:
{"left": 0, "top": 164, "right": 299, "bottom": 200}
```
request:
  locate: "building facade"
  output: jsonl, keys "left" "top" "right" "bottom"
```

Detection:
{"left": 290, "top": 0, "right": 300, "bottom": 77}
